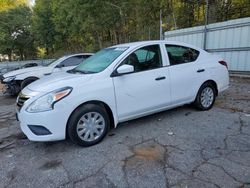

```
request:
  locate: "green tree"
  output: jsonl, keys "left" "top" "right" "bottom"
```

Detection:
{"left": 0, "top": 5, "right": 35, "bottom": 60}
{"left": 0, "top": 0, "right": 27, "bottom": 11}
{"left": 29, "top": 0, "right": 250, "bottom": 57}
{"left": 32, "top": 0, "right": 56, "bottom": 56}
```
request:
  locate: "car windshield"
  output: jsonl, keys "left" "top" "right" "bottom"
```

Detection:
{"left": 72, "top": 47, "right": 128, "bottom": 74}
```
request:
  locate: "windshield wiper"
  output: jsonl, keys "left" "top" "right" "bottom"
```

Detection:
{"left": 67, "top": 69, "right": 96, "bottom": 74}
{"left": 67, "top": 69, "right": 84, "bottom": 74}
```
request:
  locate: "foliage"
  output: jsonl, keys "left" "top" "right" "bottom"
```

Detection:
{"left": 31, "top": 0, "right": 56, "bottom": 56}
{"left": 37, "top": 47, "right": 46, "bottom": 58}
{"left": 0, "top": 5, "right": 35, "bottom": 60}
{"left": 0, "top": 0, "right": 28, "bottom": 12}
{"left": 0, "top": 0, "right": 250, "bottom": 59}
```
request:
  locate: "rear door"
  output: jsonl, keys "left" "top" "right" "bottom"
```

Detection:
{"left": 112, "top": 44, "right": 171, "bottom": 121}
{"left": 165, "top": 44, "right": 201, "bottom": 105}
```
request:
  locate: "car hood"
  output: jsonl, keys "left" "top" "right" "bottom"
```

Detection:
{"left": 25, "top": 71, "right": 93, "bottom": 93}
{"left": 3, "top": 66, "right": 51, "bottom": 78}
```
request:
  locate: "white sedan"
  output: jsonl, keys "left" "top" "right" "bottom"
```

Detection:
{"left": 1, "top": 53, "right": 93, "bottom": 95}
{"left": 17, "top": 41, "right": 229, "bottom": 146}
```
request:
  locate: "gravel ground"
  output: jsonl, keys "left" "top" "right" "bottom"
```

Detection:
{"left": 0, "top": 77, "right": 250, "bottom": 188}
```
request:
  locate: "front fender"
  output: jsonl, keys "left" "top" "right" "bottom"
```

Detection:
{"left": 15, "top": 72, "right": 44, "bottom": 81}
{"left": 66, "top": 78, "right": 118, "bottom": 127}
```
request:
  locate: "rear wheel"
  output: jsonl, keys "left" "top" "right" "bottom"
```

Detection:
{"left": 194, "top": 82, "right": 216, "bottom": 111}
{"left": 67, "top": 104, "right": 110, "bottom": 147}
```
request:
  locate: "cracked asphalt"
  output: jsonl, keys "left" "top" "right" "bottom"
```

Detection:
{"left": 0, "top": 77, "right": 250, "bottom": 188}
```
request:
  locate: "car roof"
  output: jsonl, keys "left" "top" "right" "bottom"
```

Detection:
{"left": 65, "top": 53, "right": 94, "bottom": 57}
{"left": 110, "top": 40, "right": 203, "bottom": 52}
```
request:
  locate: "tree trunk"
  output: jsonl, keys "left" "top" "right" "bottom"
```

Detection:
{"left": 7, "top": 49, "right": 12, "bottom": 61}
{"left": 46, "top": 47, "right": 49, "bottom": 56}
{"left": 97, "top": 32, "right": 102, "bottom": 49}
{"left": 208, "top": 0, "right": 218, "bottom": 23}
{"left": 19, "top": 49, "right": 24, "bottom": 60}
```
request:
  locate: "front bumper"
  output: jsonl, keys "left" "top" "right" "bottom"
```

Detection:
{"left": 17, "top": 101, "right": 72, "bottom": 142}
{"left": 1, "top": 81, "right": 20, "bottom": 95}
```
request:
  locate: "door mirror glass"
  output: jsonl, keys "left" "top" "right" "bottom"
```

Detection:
{"left": 117, "top": 64, "right": 134, "bottom": 75}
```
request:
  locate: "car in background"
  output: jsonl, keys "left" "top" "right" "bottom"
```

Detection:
{"left": 0, "top": 63, "right": 38, "bottom": 76}
{"left": 0, "top": 67, "right": 17, "bottom": 75}
{"left": 0, "top": 53, "right": 93, "bottom": 95}
{"left": 16, "top": 40, "right": 229, "bottom": 147}
{"left": 21, "top": 63, "right": 38, "bottom": 68}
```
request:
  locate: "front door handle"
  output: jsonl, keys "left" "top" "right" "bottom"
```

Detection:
{"left": 197, "top": 69, "right": 205, "bottom": 73}
{"left": 155, "top": 76, "right": 166, "bottom": 81}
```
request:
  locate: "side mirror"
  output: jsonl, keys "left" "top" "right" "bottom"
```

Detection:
{"left": 111, "top": 64, "right": 134, "bottom": 77}
{"left": 117, "top": 64, "right": 134, "bottom": 74}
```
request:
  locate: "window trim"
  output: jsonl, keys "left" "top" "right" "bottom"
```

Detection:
{"left": 59, "top": 55, "right": 83, "bottom": 67}
{"left": 111, "top": 44, "right": 164, "bottom": 77}
{"left": 165, "top": 44, "right": 200, "bottom": 66}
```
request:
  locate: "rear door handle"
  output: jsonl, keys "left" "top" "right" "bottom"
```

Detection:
{"left": 197, "top": 69, "right": 205, "bottom": 73}
{"left": 155, "top": 76, "right": 166, "bottom": 81}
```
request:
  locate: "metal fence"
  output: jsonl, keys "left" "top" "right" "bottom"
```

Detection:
{"left": 164, "top": 17, "right": 250, "bottom": 72}
{"left": 0, "top": 59, "right": 54, "bottom": 68}
{"left": 0, "top": 59, "right": 54, "bottom": 75}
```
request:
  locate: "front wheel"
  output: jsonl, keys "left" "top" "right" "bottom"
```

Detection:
{"left": 194, "top": 83, "right": 216, "bottom": 111}
{"left": 67, "top": 104, "right": 110, "bottom": 147}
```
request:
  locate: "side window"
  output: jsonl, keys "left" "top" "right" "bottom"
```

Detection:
{"left": 61, "top": 56, "right": 83, "bottom": 67}
{"left": 121, "top": 45, "right": 162, "bottom": 72}
{"left": 165, "top": 45, "right": 199, "bottom": 66}
{"left": 82, "top": 55, "right": 92, "bottom": 61}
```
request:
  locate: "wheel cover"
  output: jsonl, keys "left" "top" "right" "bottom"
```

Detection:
{"left": 201, "top": 87, "right": 214, "bottom": 108}
{"left": 76, "top": 112, "right": 105, "bottom": 142}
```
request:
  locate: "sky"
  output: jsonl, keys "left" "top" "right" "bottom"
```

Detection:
{"left": 28, "top": 0, "right": 35, "bottom": 6}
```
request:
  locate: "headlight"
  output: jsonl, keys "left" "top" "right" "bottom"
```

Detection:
{"left": 3, "top": 76, "right": 16, "bottom": 82}
{"left": 26, "top": 87, "right": 72, "bottom": 113}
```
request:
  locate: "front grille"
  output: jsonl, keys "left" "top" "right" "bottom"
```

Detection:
{"left": 17, "top": 93, "right": 30, "bottom": 110}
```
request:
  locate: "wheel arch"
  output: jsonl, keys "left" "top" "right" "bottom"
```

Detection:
{"left": 65, "top": 100, "right": 116, "bottom": 138}
{"left": 23, "top": 76, "right": 39, "bottom": 81}
{"left": 21, "top": 76, "right": 39, "bottom": 85}
{"left": 201, "top": 80, "right": 218, "bottom": 96}
{"left": 17, "top": 74, "right": 39, "bottom": 82}
{"left": 20, "top": 76, "right": 39, "bottom": 89}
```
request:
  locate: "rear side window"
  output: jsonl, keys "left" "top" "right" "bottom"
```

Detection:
{"left": 82, "top": 55, "right": 92, "bottom": 61}
{"left": 165, "top": 45, "right": 199, "bottom": 66}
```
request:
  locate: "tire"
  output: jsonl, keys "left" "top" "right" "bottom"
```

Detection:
{"left": 67, "top": 104, "right": 110, "bottom": 147}
{"left": 194, "top": 82, "right": 216, "bottom": 111}
{"left": 21, "top": 77, "right": 38, "bottom": 90}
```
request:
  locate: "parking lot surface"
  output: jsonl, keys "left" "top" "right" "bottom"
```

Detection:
{"left": 0, "top": 77, "right": 250, "bottom": 188}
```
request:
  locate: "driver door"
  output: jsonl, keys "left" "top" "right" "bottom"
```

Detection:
{"left": 112, "top": 44, "right": 171, "bottom": 121}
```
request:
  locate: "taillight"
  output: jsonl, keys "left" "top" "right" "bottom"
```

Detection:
{"left": 219, "top": 61, "right": 228, "bottom": 69}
